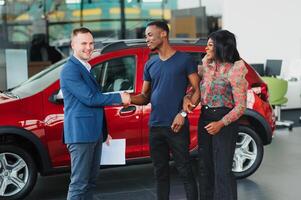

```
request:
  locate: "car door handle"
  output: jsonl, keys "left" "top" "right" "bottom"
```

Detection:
{"left": 119, "top": 106, "right": 136, "bottom": 116}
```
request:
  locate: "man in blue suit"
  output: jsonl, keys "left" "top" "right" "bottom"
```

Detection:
{"left": 60, "top": 27, "right": 130, "bottom": 200}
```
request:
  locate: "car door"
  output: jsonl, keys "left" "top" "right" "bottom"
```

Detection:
{"left": 90, "top": 51, "right": 143, "bottom": 159}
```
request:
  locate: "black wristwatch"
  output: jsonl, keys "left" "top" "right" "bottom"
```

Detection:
{"left": 180, "top": 110, "right": 187, "bottom": 118}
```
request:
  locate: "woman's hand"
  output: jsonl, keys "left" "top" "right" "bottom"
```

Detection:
{"left": 183, "top": 95, "right": 196, "bottom": 113}
{"left": 204, "top": 120, "right": 225, "bottom": 135}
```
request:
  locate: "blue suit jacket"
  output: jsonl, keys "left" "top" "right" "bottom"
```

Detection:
{"left": 60, "top": 56, "right": 122, "bottom": 144}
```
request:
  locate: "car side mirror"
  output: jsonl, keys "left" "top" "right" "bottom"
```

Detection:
{"left": 49, "top": 89, "right": 64, "bottom": 104}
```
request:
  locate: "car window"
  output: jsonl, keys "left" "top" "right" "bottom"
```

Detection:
{"left": 91, "top": 56, "right": 136, "bottom": 93}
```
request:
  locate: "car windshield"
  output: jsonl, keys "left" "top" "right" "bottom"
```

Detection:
{"left": 10, "top": 59, "right": 67, "bottom": 98}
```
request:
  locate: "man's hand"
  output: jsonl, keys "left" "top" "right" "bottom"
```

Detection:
{"left": 171, "top": 113, "right": 185, "bottom": 133}
{"left": 183, "top": 95, "right": 196, "bottom": 113}
{"left": 105, "top": 134, "right": 112, "bottom": 146}
{"left": 130, "top": 81, "right": 151, "bottom": 105}
{"left": 121, "top": 92, "right": 131, "bottom": 106}
{"left": 204, "top": 120, "right": 224, "bottom": 135}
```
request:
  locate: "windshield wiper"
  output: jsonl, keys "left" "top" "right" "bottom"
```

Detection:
{"left": 0, "top": 86, "right": 15, "bottom": 93}
{"left": 3, "top": 91, "right": 20, "bottom": 99}
{"left": 5, "top": 86, "right": 16, "bottom": 92}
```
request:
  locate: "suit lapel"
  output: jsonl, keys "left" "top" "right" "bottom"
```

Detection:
{"left": 70, "top": 56, "right": 100, "bottom": 88}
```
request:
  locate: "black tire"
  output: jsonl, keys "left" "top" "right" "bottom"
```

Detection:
{"left": 233, "top": 126, "right": 264, "bottom": 179}
{"left": 0, "top": 145, "right": 37, "bottom": 200}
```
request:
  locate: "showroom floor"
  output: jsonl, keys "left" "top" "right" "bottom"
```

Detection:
{"left": 24, "top": 127, "right": 301, "bottom": 200}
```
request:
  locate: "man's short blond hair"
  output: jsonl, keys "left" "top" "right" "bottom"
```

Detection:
{"left": 71, "top": 27, "right": 93, "bottom": 39}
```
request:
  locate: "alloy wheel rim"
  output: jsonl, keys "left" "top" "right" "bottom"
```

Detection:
{"left": 0, "top": 152, "right": 29, "bottom": 197}
{"left": 233, "top": 132, "right": 258, "bottom": 172}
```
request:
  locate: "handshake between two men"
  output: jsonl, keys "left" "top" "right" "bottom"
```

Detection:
{"left": 120, "top": 92, "right": 131, "bottom": 106}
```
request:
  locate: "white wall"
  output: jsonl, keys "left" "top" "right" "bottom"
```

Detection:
{"left": 202, "top": 0, "right": 223, "bottom": 16}
{"left": 223, "top": 0, "right": 301, "bottom": 73}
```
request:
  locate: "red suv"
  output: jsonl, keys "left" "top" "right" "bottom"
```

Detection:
{"left": 0, "top": 39, "right": 275, "bottom": 200}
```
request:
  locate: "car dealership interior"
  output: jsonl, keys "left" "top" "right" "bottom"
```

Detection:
{"left": 1, "top": 0, "right": 301, "bottom": 200}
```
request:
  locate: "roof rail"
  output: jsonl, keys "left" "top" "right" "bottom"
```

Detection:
{"left": 98, "top": 38, "right": 208, "bottom": 54}
{"left": 169, "top": 38, "right": 197, "bottom": 43}
{"left": 98, "top": 39, "right": 145, "bottom": 47}
{"left": 195, "top": 38, "right": 207, "bottom": 45}
{"left": 100, "top": 41, "right": 128, "bottom": 54}
{"left": 119, "top": 39, "right": 146, "bottom": 44}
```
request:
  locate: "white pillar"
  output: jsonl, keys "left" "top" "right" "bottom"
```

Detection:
{"left": 5, "top": 49, "right": 28, "bottom": 89}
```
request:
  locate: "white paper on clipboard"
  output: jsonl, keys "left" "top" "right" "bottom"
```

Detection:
{"left": 100, "top": 139, "right": 126, "bottom": 165}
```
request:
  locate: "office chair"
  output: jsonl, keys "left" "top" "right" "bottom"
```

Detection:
{"left": 261, "top": 77, "right": 294, "bottom": 130}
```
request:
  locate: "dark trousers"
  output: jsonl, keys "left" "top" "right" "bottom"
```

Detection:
{"left": 66, "top": 135, "right": 103, "bottom": 200}
{"left": 149, "top": 125, "right": 198, "bottom": 200}
{"left": 198, "top": 106, "right": 238, "bottom": 200}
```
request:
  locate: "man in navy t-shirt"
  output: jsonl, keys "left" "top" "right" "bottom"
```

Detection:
{"left": 130, "top": 20, "right": 200, "bottom": 200}
{"left": 144, "top": 51, "right": 196, "bottom": 127}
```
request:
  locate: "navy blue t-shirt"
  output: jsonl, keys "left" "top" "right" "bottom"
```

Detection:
{"left": 143, "top": 51, "right": 197, "bottom": 127}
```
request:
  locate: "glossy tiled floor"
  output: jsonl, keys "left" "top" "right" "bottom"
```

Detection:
{"left": 25, "top": 127, "right": 301, "bottom": 200}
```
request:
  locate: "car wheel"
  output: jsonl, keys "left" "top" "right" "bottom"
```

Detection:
{"left": 0, "top": 145, "right": 37, "bottom": 200}
{"left": 233, "top": 125, "right": 264, "bottom": 179}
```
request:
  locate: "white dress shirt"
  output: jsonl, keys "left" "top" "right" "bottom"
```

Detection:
{"left": 73, "top": 54, "right": 91, "bottom": 72}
